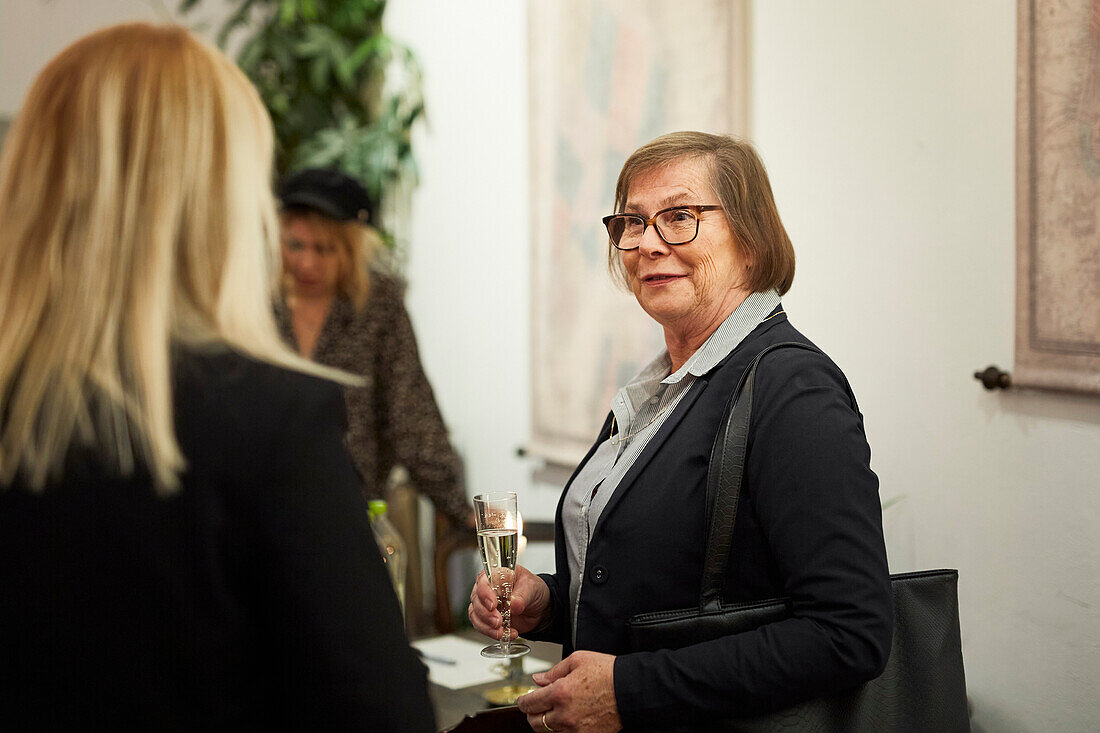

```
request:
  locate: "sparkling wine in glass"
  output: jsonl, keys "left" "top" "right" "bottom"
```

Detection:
{"left": 474, "top": 492, "right": 530, "bottom": 659}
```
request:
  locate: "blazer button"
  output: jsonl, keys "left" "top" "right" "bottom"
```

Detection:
{"left": 590, "top": 566, "right": 607, "bottom": 584}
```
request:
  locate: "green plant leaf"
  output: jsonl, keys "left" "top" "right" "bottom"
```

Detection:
{"left": 214, "top": 0, "right": 260, "bottom": 49}
{"left": 309, "top": 55, "right": 331, "bottom": 91}
{"left": 237, "top": 35, "right": 265, "bottom": 72}
{"left": 336, "top": 37, "right": 380, "bottom": 86}
{"left": 300, "top": 0, "right": 319, "bottom": 21}
{"left": 178, "top": 0, "right": 424, "bottom": 248}
{"left": 294, "top": 24, "right": 329, "bottom": 56}
{"left": 278, "top": 0, "right": 298, "bottom": 27}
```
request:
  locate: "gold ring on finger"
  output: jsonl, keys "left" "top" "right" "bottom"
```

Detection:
{"left": 542, "top": 712, "right": 557, "bottom": 732}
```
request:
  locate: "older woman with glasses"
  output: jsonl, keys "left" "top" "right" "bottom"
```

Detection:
{"left": 469, "top": 132, "right": 892, "bottom": 731}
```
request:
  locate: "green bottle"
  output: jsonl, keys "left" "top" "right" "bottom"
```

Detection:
{"left": 368, "top": 500, "right": 407, "bottom": 616}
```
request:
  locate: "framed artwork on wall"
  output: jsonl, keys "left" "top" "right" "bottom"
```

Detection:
{"left": 1015, "top": 0, "right": 1100, "bottom": 394}
{"left": 527, "top": 0, "right": 751, "bottom": 465}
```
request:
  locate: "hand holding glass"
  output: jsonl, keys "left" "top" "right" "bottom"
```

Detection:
{"left": 474, "top": 492, "right": 530, "bottom": 659}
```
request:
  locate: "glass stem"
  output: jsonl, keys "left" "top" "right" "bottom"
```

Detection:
{"left": 499, "top": 580, "right": 513, "bottom": 654}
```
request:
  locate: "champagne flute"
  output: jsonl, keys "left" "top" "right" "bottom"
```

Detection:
{"left": 474, "top": 492, "right": 530, "bottom": 659}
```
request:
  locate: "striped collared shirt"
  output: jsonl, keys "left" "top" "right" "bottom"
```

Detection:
{"left": 561, "top": 290, "right": 781, "bottom": 646}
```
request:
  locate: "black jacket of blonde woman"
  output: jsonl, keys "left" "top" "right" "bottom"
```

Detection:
{"left": 0, "top": 348, "right": 435, "bottom": 731}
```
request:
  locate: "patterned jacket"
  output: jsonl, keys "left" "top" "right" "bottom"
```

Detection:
{"left": 274, "top": 272, "right": 469, "bottom": 525}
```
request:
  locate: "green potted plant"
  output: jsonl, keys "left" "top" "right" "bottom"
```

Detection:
{"left": 179, "top": 0, "right": 424, "bottom": 241}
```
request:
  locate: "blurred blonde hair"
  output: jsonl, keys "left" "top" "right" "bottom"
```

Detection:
{"left": 279, "top": 209, "right": 382, "bottom": 311}
{"left": 0, "top": 23, "right": 344, "bottom": 493}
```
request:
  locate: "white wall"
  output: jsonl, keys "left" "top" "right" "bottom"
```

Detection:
{"left": 0, "top": 0, "right": 237, "bottom": 116}
{"left": 4, "top": 1, "right": 1099, "bottom": 729}
{"left": 751, "top": 4, "right": 1100, "bottom": 731}
{"left": 383, "top": 0, "right": 541, "bottom": 517}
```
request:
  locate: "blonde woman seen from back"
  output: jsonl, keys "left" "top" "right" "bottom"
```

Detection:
{"left": 0, "top": 23, "right": 434, "bottom": 730}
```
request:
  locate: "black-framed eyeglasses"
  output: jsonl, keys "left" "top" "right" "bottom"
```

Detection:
{"left": 602, "top": 205, "right": 723, "bottom": 250}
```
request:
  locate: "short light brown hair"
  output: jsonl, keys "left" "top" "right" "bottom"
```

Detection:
{"left": 279, "top": 209, "right": 382, "bottom": 311}
{"left": 608, "top": 131, "right": 795, "bottom": 295}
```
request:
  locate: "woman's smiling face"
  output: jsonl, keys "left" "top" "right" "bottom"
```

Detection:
{"left": 620, "top": 157, "right": 752, "bottom": 342}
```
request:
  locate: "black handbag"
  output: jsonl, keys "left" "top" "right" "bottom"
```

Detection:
{"left": 626, "top": 342, "right": 970, "bottom": 732}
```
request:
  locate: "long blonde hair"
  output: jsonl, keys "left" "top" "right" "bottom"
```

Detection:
{"left": 0, "top": 23, "right": 340, "bottom": 492}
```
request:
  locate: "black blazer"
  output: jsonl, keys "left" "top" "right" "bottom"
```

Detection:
{"left": 0, "top": 348, "right": 435, "bottom": 731}
{"left": 530, "top": 311, "right": 893, "bottom": 729}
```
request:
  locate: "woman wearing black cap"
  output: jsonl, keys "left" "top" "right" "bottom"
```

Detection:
{"left": 275, "top": 169, "right": 473, "bottom": 533}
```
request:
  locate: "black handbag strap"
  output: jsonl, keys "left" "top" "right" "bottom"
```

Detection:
{"left": 699, "top": 341, "right": 821, "bottom": 611}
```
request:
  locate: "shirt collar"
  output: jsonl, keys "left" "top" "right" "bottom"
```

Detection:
{"left": 664, "top": 289, "right": 782, "bottom": 384}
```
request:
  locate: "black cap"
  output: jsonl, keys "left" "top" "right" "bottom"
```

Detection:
{"left": 277, "top": 168, "right": 373, "bottom": 223}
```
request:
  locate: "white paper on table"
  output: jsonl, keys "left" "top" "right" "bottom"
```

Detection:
{"left": 410, "top": 635, "right": 553, "bottom": 689}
